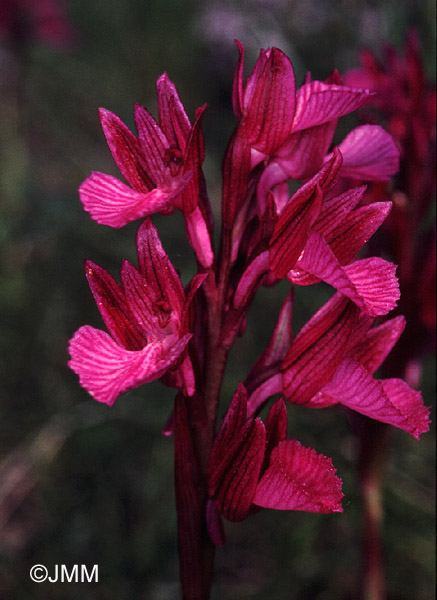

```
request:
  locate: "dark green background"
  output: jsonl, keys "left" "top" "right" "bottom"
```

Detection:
{"left": 0, "top": 1, "right": 435, "bottom": 598}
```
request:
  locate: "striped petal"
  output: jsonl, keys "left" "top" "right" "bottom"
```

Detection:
{"left": 320, "top": 358, "right": 430, "bottom": 439}
{"left": 295, "top": 233, "right": 399, "bottom": 316}
{"left": 68, "top": 326, "right": 190, "bottom": 405}
{"left": 336, "top": 125, "right": 400, "bottom": 181}
{"left": 79, "top": 172, "right": 177, "bottom": 228}
{"left": 292, "top": 81, "right": 372, "bottom": 131}
{"left": 253, "top": 440, "right": 343, "bottom": 513}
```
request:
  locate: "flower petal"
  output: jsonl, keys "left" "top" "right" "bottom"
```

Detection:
{"left": 136, "top": 218, "right": 185, "bottom": 315}
{"left": 243, "top": 47, "right": 296, "bottom": 154}
{"left": 85, "top": 260, "right": 146, "bottom": 350}
{"left": 282, "top": 294, "right": 367, "bottom": 405}
{"left": 269, "top": 183, "right": 323, "bottom": 278}
{"left": 253, "top": 440, "right": 343, "bottom": 513}
{"left": 79, "top": 172, "right": 178, "bottom": 228}
{"left": 349, "top": 316, "right": 406, "bottom": 375}
{"left": 134, "top": 104, "right": 169, "bottom": 184}
{"left": 321, "top": 358, "right": 430, "bottom": 439}
{"left": 99, "top": 107, "right": 154, "bottom": 192}
{"left": 156, "top": 73, "right": 191, "bottom": 149}
{"left": 292, "top": 81, "right": 372, "bottom": 131}
{"left": 336, "top": 125, "right": 400, "bottom": 181}
{"left": 212, "top": 417, "right": 266, "bottom": 522}
{"left": 68, "top": 327, "right": 191, "bottom": 405}
{"left": 296, "top": 233, "right": 399, "bottom": 316}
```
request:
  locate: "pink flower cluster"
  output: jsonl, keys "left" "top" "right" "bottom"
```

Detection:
{"left": 68, "top": 42, "right": 430, "bottom": 596}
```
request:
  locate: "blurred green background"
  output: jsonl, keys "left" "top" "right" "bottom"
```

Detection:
{"left": 0, "top": 1, "right": 435, "bottom": 598}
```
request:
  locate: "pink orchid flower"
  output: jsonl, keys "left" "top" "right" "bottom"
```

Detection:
{"left": 68, "top": 219, "right": 204, "bottom": 405}
{"left": 207, "top": 384, "right": 344, "bottom": 526}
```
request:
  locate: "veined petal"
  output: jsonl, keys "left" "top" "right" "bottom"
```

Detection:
{"left": 321, "top": 359, "right": 430, "bottom": 439}
{"left": 275, "top": 119, "right": 337, "bottom": 180}
{"left": 79, "top": 172, "right": 177, "bottom": 228}
{"left": 156, "top": 72, "right": 191, "bottom": 149}
{"left": 136, "top": 219, "right": 185, "bottom": 316}
{"left": 312, "top": 186, "right": 367, "bottom": 239}
{"left": 343, "top": 257, "right": 399, "bottom": 316}
{"left": 233, "top": 251, "right": 270, "bottom": 309}
{"left": 134, "top": 104, "right": 169, "bottom": 184}
{"left": 212, "top": 418, "right": 266, "bottom": 522}
{"left": 292, "top": 81, "right": 372, "bottom": 131}
{"left": 336, "top": 125, "right": 400, "bottom": 181}
{"left": 99, "top": 108, "right": 154, "bottom": 192}
{"left": 282, "top": 294, "right": 365, "bottom": 405}
{"left": 350, "top": 316, "right": 405, "bottom": 375}
{"left": 263, "top": 399, "right": 288, "bottom": 471}
{"left": 222, "top": 127, "right": 252, "bottom": 229}
{"left": 324, "top": 202, "right": 392, "bottom": 265}
{"left": 289, "top": 199, "right": 392, "bottom": 286}
{"left": 243, "top": 47, "right": 296, "bottom": 154}
{"left": 85, "top": 260, "right": 146, "bottom": 350}
{"left": 68, "top": 327, "right": 191, "bottom": 405}
{"left": 208, "top": 383, "right": 251, "bottom": 496}
{"left": 120, "top": 260, "right": 175, "bottom": 340}
{"left": 253, "top": 440, "right": 343, "bottom": 513}
{"left": 296, "top": 233, "right": 399, "bottom": 316}
{"left": 269, "top": 184, "right": 323, "bottom": 278}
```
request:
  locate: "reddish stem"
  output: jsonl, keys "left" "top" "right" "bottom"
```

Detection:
{"left": 357, "top": 418, "right": 390, "bottom": 600}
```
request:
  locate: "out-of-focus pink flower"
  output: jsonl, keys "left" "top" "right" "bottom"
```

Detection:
{"left": 68, "top": 219, "right": 205, "bottom": 405}
{"left": 0, "top": 0, "right": 74, "bottom": 48}
{"left": 345, "top": 31, "right": 436, "bottom": 383}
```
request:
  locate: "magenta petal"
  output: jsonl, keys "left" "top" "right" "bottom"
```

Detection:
{"left": 343, "top": 257, "right": 400, "bottom": 316}
{"left": 68, "top": 327, "right": 191, "bottom": 405}
{"left": 99, "top": 108, "right": 154, "bottom": 192}
{"left": 184, "top": 205, "right": 214, "bottom": 268}
{"left": 337, "top": 125, "right": 400, "bottom": 181}
{"left": 222, "top": 127, "right": 252, "bottom": 229}
{"left": 136, "top": 219, "right": 185, "bottom": 315}
{"left": 263, "top": 399, "right": 288, "bottom": 471}
{"left": 233, "top": 251, "right": 269, "bottom": 309}
{"left": 120, "top": 260, "right": 169, "bottom": 340}
{"left": 297, "top": 234, "right": 400, "bottom": 316}
{"left": 282, "top": 294, "right": 365, "bottom": 405}
{"left": 247, "top": 373, "right": 283, "bottom": 420}
{"left": 380, "top": 379, "right": 431, "bottom": 440}
{"left": 156, "top": 73, "right": 191, "bottom": 149}
{"left": 253, "top": 440, "right": 343, "bottom": 513}
{"left": 213, "top": 418, "right": 266, "bottom": 522}
{"left": 208, "top": 383, "right": 250, "bottom": 496}
{"left": 321, "top": 358, "right": 430, "bottom": 439}
{"left": 292, "top": 81, "right": 372, "bottom": 131}
{"left": 79, "top": 172, "right": 174, "bottom": 228}
{"left": 275, "top": 119, "right": 337, "bottom": 180}
{"left": 85, "top": 260, "right": 146, "bottom": 350}
{"left": 269, "top": 184, "right": 323, "bottom": 278}
{"left": 312, "top": 186, "right": 367, "bottom": 239}
{"left": 350, "top": 316, "right": 406, "bottom": 375}
{"left": 134, "top": 104, "right": 169, "bottom": 184}
{"left": 324, "top": 202, "right": 392, "bottom": 265}
{"left": 243, "top": 47, "right": 296, "bottom": 154}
